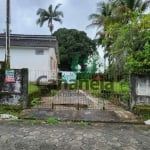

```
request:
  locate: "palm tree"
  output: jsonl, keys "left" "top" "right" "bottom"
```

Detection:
{"left": 113, "top": 0, "right": 150, "bottom": 22}
{"left": 36, "top": 3, "right": 63, "bottom": 35}
{"left": 88, "top": 1, "right": 114, "bottom": 30}
{"left": 114, "top": 0, "right": 150, "bottom": 12}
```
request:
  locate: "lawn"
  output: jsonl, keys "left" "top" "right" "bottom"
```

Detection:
{"left": 28, "top": 83, "right": 39, "bottom": 94}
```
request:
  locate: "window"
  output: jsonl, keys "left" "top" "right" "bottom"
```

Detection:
{"left": 35, "top": 49, "right": 44, "bottom": 55}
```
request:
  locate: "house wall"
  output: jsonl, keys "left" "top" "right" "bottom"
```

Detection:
{"left": 0, "top": 47, "right": 58, "bottom": 82}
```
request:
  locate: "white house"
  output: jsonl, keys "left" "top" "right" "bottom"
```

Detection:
{"left": 0, "top": 33, "right": 59, "bottom": 84}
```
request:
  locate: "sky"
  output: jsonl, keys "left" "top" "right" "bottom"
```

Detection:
{"left": 0, "top": 0, "right": 105, "bottom": 71}
{"left": 0, "top": 0, "right": 101, "bottom": 39}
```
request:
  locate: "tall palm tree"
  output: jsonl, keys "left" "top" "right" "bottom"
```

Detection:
{"left": 113, "top": 0, "right": 150, "bottom": 22}
{"left": 36, "top": 3, "right": 63, "bottom": 35}
{"left": 88, "top": 0, "right": 115, "bottom": 48}
{"left": 88, "top": 1, "right": 114, "bottom": 30}
{"left": 114, "top": 0, "right": 150, "bottom": 12}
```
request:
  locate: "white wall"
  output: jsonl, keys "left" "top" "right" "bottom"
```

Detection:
{"left": 0, "top": 47, "right": 58, "bottom": 82}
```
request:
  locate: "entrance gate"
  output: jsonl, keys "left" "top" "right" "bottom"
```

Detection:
{"left": 31, "top": 72, "right": 129, "bottom": 111}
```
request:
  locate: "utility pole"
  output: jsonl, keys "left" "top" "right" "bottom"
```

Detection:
{"left": 5, "top": 0, "right": 10, "bottom": 69}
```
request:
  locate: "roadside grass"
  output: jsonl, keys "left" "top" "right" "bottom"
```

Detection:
{"left": 78, "top": 121, "right": 88, "bottom": 126}
{"left": 46, "top": 117, "right": 60, "bottom": 124}
{"left": 0, "top": 105, "right": 21, "bottom": 117}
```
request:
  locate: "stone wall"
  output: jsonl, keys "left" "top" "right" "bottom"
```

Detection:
{"left": 0, "top": 69, "right": 28, "bottom": 108}
{"left": 130, "top": 74, "right": 150, "bottom": 110}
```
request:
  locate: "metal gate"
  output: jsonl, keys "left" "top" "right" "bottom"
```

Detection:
{"left": 30, "top": 72, "right": 129, "bottom": 111}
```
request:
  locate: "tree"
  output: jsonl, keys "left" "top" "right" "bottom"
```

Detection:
{"left": 114, "top": 0, "right": 150, "bottom": 12}
{"left": 88, "top": 1, "right": 114, "bottom": 29}
{"left": 53, "top": 28, "right": 97, "bottom": 71}
{"left": 126, "top": 42, "right": 150, "bottom": 73}
{"left": 36, "top": 4, "right": 63, "bottom": 34}
{"left": 89, "top": 0, "right": 150, "bottom": 78}
{"left": 103, "top": 13, "right": 150, "bottom": 76}
{"left": 88, "top": 0, "right": 115, "bottom": 44}
{"left": 113, "top": 0, "right": 150, "bottom": 23}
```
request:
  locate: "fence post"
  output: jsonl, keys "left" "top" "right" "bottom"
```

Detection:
{"left": 21, "top": 68, "right": 28, "bottom": 109}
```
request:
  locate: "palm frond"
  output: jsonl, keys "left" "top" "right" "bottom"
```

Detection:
{"left": 36, "top": 3, "right": 63, "bottom": 32}
{"left": 53, "top": 17, "right": 62, "bottom": 24}
{"left": 88, "top": 13, "right": 101, "bottom": 20}
{"left": 54, "top": 3, "right": 62, "bottom": 12}
{"left": 37, "top": 8, "right": 47, "bottom": 16}
{"left": 48, "top": 4, "right": 53, "bottom": 14}
{"left": 55, "top": 11, "right": 64, "bottom": 18}
{"left": 36, "top": 16, "right": 49, "bottom": 27}
{"left": 140, "top": 0, "right": 150, "bottom": 11}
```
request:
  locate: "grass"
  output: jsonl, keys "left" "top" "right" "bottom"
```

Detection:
{"left": 28, "top": 83, "right": 39, "bottom": 94}
{"left": 133, "top": 106, "right": 150, "bottom": 120}
{"left": 46, "top": 117, "right": 60, "bottom": 124}
{"left": 139, "top": 114, "right": 150, "bottom": 120}
{"left": 0, "top": 105, "right": 21, "bottom": 117}
{"left": 30, "top": 98, "right": 41, "bottom": 106}
{"left": 78, "top": 121, "right": 88, "bottom": 126}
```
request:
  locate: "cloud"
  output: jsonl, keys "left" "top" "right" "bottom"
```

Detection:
{"left": 0, "top": 0, "right": 100, "bottom": 38}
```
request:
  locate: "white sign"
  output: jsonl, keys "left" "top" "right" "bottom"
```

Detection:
{"left": 61, "top": 71, "right": 76, "bottom": 84}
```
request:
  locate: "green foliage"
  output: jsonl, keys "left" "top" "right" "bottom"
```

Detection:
{"left": 53, "top": 28, "right": 97, "bottom": 71}
{"left": 30, "top": 98, "right": 41, "bottom": 106}
{"left": 28, "top": 119, "right": 41, "bottom": 125}
{"left": 49, "top": 89, "right": 58, "bottom": 96}
{"left": 36, "top": 3, "right": 63, "bottom": 34}
{"left": 89, "top": 0, "right": 150, "bottom": 75}
{"left": 0, "top": 105, "right": 21, "bottom": 117}
{"left": 126, "top": 42, "right": 150, "bottom": 73}
{"left": 78, "top": 121, "right": 88, "bottom": 126}
{"left": 28, "top": 91, "right": 41, "bottom": 107}
{"left": 46, "top": 117, "right": 59, "bottom": 124}
{"left": 134, "top": 106, "right": 150, "bottom": 120}
{"left": 28, "top": 84, "right": 39, "bottom": 94}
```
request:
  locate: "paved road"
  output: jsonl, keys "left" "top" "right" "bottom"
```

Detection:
{"left": 0, "top": 121, "right": 149, "bottom": 150}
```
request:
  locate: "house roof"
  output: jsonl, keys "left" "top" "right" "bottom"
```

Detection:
{"left": 0, "top": 33, "right": 57, "bottom": 48}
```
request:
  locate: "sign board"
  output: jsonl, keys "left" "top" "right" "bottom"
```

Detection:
{"left": 61, "top": 71, "right": 76, "bottom": 84}
{"left": 5, "top": 70, "right": 15, "bottom": 83}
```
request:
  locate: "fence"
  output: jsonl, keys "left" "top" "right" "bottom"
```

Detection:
{"left": 30, "top": 72, "right": 130, "bottom": 110}
{"left": 130, "top": 73, "right": 150, "bottom": 110}
{"left": 0, "top": 68, "right": 28, "bottom": 108}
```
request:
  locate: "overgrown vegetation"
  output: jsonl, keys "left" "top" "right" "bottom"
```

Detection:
{"left": 88, "top": 0, "right": 150, "bottom": 78}
{"left": 0, "top": 105, "right": 21, "bottom": 117}
{"left": 134, "top": 106, "right": 150, "bottom": 120}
